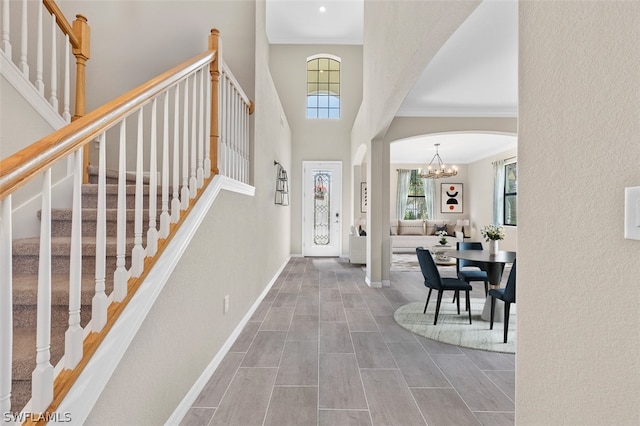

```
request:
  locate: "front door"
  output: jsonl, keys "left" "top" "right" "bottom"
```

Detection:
{"left": 302, "top": 161, "right": 342, "bottom": 257}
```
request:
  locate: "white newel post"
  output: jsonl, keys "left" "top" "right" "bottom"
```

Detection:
{"left": 171, "top": 84, "right": 181, "bottom": 223}
{"left": 131, "top": 109, "right": 146, "bottom": 277}
{"left": 146, "top": 98, "right": 159, "bottom": 256}
{"left": 114, "top": 120, "right": 129, "bottom": 301}
{"left": 65, "top": 148, "right": 84, "bottom": 369}
{"left": 92, "top": 133, "right": 108, "bottom": 332}
{"left": 32, "top": 169, "right": 54, "bottom": 413}
{"left": 0, "top": 196, "right": 13, "bottom": 415}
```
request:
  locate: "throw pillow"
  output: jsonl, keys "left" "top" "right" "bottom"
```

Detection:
{"left": 434, "top": 223, "right": 448, "bottom": 235}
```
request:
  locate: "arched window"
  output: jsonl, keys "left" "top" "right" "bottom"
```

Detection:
{"left": 307, "top": 55, "right": 340, "bottom": 119}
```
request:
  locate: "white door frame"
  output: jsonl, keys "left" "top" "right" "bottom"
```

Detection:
{"left": 302, "top": 161, "right": 342, "bottom": 257}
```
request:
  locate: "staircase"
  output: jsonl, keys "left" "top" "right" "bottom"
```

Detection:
{"left": 10, "top": 168, "right": 158, "bottom": 412}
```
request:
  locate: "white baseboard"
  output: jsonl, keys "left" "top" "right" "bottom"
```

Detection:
{"left": 166, "top": 256, "right": 290, "bottom": 425}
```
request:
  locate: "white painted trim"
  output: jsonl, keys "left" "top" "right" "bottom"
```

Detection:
{"left": 395, "top": 105, "right": 518, "bottom": 118}
{"left": 0, "top": 50, "right": 66, "bottom": 129}
{"left": 365, "top": 276, "right": 382, "bottom": 288}
{"left": 166, "top": 256, "right": 290, "bottom": 425}
{"left": 382, "top": 280, "right": 391, "bottom": 287}
{"left": 49, "top": 176, "right": 254, "bottom": 425}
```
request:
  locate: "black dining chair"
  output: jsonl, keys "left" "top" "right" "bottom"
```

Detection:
{"left": 489, "top": 260, "right": 516, "bottom": 343}
{"left": 456, "top": 241, "right": 490, "bottom": 296}
{"left": 416, "top": 247, "right": 473, "bottom": 325}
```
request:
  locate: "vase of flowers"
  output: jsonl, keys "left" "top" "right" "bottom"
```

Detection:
{"left": 481, "top": 224, "right": 505, "bottom": 254}
{"left": 436, "top": 230, "right": 448, "bottom": 245}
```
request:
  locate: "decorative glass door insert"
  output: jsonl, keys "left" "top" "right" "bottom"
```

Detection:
{"left": 313, "top": 171, "right": 332, "bottom": 245}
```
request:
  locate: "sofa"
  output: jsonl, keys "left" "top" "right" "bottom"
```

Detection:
{"left": 391, "top": 220, "right": 463, "bottom": 253}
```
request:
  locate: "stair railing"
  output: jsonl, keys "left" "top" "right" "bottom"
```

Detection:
{"left": 0, "top": 28, "right": 252, "bottom": 420}
{"left": 0, "top": 0, "right": 89, "bottom": 125}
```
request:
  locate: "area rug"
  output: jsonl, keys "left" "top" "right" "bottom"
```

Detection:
{"left": 394, "top": 300, "right": 516, "bottom": 353}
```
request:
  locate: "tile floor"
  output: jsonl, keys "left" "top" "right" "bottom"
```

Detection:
{"left": 180, "top": 257, "right": 515, "bottom": 426}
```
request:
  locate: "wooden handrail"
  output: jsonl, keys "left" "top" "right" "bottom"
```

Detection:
{"left": 42, "top": 0, "right": 80, "bottom": 48}
{"left": 0, "top": 50, "right": 216, "bottom": 200}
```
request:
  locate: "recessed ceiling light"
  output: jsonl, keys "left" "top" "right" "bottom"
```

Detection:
{"left": 319, "top": 6, "right": 326, "bottom": 13}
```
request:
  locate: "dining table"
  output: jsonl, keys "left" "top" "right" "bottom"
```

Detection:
{"left": 444, "top": 249, "right": 516, "bottom": 322}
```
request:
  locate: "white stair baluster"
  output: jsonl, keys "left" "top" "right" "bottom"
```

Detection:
{"left": 222, "top": 75, "right": 229, "bottom": 177}
{"left": 49, "top": 14, "right": 58, "bottom": 110}
{"left": 19, "top": 0, "right": 28, "bottom": 76}
{"left": 171, "top": 84, "right": 181, "bottom": 223}
{"left": 231, "top": 87, "right": 238, "bottom": 179}
{"left": 181, "top": 78, "right": 190, "bottom": 209}
{"left": 64, "top": 147, "right": 83, "bottom": 369}
{"left": 62, "top": 34, "right": 71, "bottom": 123}
{"left": 197, "top": 69, "right": 204, "bottom": 187}
{"left": 0, "top": 196, "right": 13, "bottom": 415}
{"left": 189, "top": 73, "right": 197, "bottom": 198}
{"left": 245, "top": 102, "right": 249, "bottom": 183}
{"left": 92, "top": 133, "right": 108, "bottom": 331}
{"left": 204, "top": 63, "right": 211, "bottom": 178}
{"left": 114, "top": 119, "right": 129, "bottom": 301}
{"left": 218, "top": 72, "right": 225, "bottom": 177}
{"left": 147, "top": 98, "right": 159, "bottom": 256}
{"left": 35, "top": 0, "right": 43, "bottom": 95}
{"left": 131, "top": 108, "right": 146, "bottom": 277}
{"left": 31, "top": 168, "right": 54, "bottom": 413}
{"left": 160, "top": 91, "right": 171, "bottom": 238}
{"left": 1, "top": 0, "right": 11, "bottom": 57}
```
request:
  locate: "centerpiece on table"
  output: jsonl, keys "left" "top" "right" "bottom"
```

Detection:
{"left": 480, "top": 224, "right": 505, "bottom": 254}
{"left": 436, "top": 230, "right": 448, "bottom": 245}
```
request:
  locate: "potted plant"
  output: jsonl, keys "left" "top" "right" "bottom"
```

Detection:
{"left": 436, "top": 230, "right": 448, "bottom": 245}
{"left": 480, "top": 224, "right": 505, "bottom": 254}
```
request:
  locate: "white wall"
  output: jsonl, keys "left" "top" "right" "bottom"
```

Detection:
{"left": 84, "top": 0, "right": 293, "bottom": 423}
{"left": 518, "top": 2, "right": 640, "bottom": 424}
{"left": 467, "top": 148, "right": 517, "bottom": 251}
{"left": 0, "top": 76, "right": 56, "bottom": 160}
{"left": 269, "top": 44, "right": 363, "bottom": 256}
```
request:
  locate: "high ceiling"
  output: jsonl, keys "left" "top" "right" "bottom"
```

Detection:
{"left": 265, "top": 0, "right": 518, "bottom": 164}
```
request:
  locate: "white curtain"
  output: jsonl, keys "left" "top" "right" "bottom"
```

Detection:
{"left": 396, "top": 169, "right": 411, "bottom": 220}
{"left": 422, "top": 177, "right": 435, "bottom": 219}
{"left": 493, "top": 159, "right": 506, "bottom": 225}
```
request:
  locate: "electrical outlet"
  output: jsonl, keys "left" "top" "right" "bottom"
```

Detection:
{"left": 223, "top": 295, "right": 230, "bottom": 313}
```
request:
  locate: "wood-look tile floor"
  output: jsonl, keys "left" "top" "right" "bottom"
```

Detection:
{"left": 180, "top": 258, "right": 515, "bottom": 426}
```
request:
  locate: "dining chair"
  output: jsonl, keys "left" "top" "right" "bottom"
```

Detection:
{"left": 456, "top": 241, "right": 490, "bottom": 296}
{"left": 489, "top": 260, "right": 516, "bottom": 343}
{"left": 416, "top": 247, "right": 473, "bottom": 325}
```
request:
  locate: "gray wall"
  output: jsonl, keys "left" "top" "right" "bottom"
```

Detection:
{"left": 269, "top": 44, "right": 362, "bottom": 255}
{"left": 518, "top": 2, "right": 640, "bottom": 424}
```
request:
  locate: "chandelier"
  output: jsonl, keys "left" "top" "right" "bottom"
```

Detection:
{"left": 418, "top": 143, "right": 458, "bottom": 179}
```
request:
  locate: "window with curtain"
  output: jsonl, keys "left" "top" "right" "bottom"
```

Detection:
{"left": 404, "top": 170, "right": 427, "bottom": 219}
{"left": 504, "top": 162, "right": 517, "bottom": 225}
{"left": 306, "top": 55, "right": 340, "bottom": 119}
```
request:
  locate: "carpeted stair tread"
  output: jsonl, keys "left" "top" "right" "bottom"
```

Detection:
{"left": 12, "top": 274, "right": 113, "bottom": 306}
{"left": 46, "top": 208, "right": 151, "bottom": 221}
{"left": 13, "top": 236, "right": 137, "bottom": 256}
